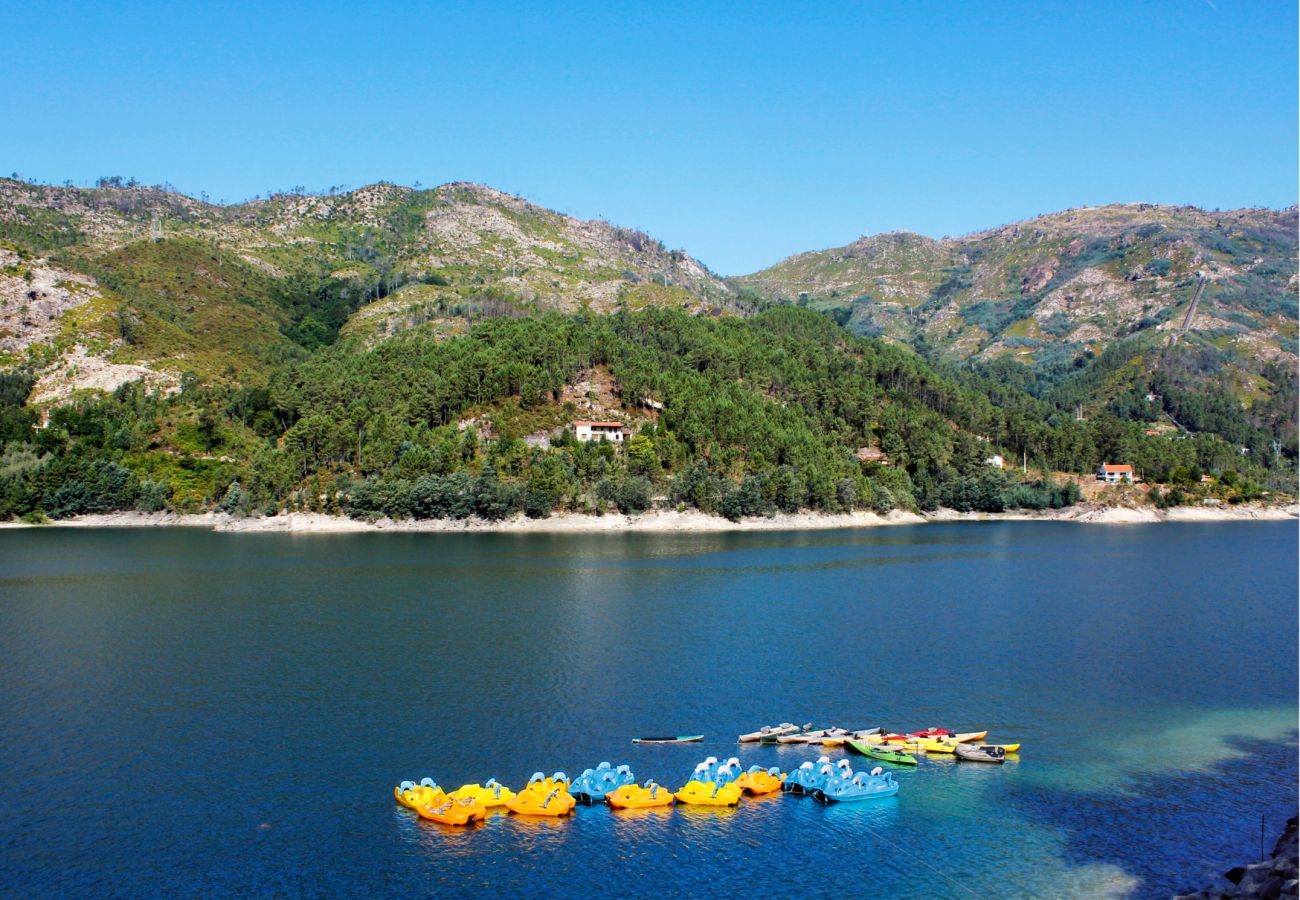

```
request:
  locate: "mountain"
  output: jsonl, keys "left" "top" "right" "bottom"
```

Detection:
{"left": 0, "top": 178, "right": 740, "bottom": 398}
{"left": 0, "top": 180, "right": 1293, "bottom": 524}
{"left": 734, "top": 203, "right": 1298, "bottom": 454}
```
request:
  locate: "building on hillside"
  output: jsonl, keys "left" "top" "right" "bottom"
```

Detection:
{"left": 985, "top": 454, "right": 1004, "bottom": 469}
{"left": 1097, "top": 463, "right": 1134, "bottom": 484}
{"left": 856, "top": 446, "right": 890, "bottom": 465}
{"left": 574, "top": 421, "right": 628, "bottom": 443}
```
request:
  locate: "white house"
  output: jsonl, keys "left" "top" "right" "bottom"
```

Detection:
{"left": 985, "top": 454, "right": 1004, "bottom": 469}
{"left": 574, "top": 421, "right": 628, "bottom": 443}
{"left": 1097, "top": 463, "right": 1134, "bottom": 484}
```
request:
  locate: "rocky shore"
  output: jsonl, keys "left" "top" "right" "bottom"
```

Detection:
{"left": 0, "top": 502, "right": 1294, "bottom": 533}
{"left": 1178, "top": 818, "right": 1299, "bottom": 899}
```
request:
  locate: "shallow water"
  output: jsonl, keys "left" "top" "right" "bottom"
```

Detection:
{"left": 0, "top": 522, "right": 1295, "bottom": 897}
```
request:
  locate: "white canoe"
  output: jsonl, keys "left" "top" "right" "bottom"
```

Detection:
{"left": 738, "top": 722, "right": 799, "bottom": 743}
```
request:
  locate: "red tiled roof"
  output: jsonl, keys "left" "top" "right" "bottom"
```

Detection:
{"left": 1100, "top": 464, "right": 1134, "bottom": 473}
{"left": 573, "top": 421, "right": 625, "bottom": 428}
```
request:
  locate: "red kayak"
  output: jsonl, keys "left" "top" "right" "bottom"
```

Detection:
{"left": 907, "top": 728, "right": 951, "bottom": 738}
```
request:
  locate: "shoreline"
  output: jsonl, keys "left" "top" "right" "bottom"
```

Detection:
{"left": 0, "top": 502, "right": 1295, "bottom": 534}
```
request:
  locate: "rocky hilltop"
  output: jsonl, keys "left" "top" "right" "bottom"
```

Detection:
{"left": 734, "top": 203, "right": 1297, "bottom": 448}
{"left": 0, "top": 178, "right": 742, "bottom": 391}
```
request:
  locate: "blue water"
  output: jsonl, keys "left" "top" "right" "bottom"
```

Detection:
{"left": 0, "top": 522, "right": 1295, "bottom": 897}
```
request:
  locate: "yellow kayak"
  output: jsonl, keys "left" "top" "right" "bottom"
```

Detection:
{"left": 674, "top": 779, "right": 743, "bottom": 806}
{"left": 448, "top": 779, "right": 516, "bottom": 807}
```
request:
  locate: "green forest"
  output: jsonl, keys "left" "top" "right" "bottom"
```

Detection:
{"left": 1, "top": 302, "right": 1289, "bottom": 524}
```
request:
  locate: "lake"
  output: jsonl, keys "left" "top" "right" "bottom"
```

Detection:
{"left": 0, "top": 521, "right": 1295, "bottom": 897}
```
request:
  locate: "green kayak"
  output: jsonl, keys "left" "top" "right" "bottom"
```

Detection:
{"left": 846, "top": 739, "right": 917, "bottom": 766}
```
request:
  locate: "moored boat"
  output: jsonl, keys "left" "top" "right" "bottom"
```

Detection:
{"left": 734, "top": 765, "right": 784, "bottom": 795}
{"left": 633, "top": 734, "right": 704, "bottom": 744}
{"left": 416, "top": 796, "right": 486, "bottom": 825}
{"left": 506, "top": 773, "right": 578, "bottom": 815}
{"left": 606, "top": 781, "right": 675, "bottom": 809}
{"left": 739, "top": 723, "right": 799, "bottom": 743}
{"left": 570, "top": 763, "right": 635, "bottom": 804}
{"left": 776, "top": 724, "right": 820, "bottom": 743}
{"left": 815, "top": 766, "right": 900, "bottom": 802}
{"left": 674, "top": 779, "right": 743, "bottom": 806}
{"left": 395, "top": 778, "right": 446, "bottom": 809}
{"left": 954, "top": 743, "right": 1006, "bottom": 764}
{"left": 448, "top": 778, "right": 515, "bottom": 807}
{"left": 846, "top": 739, "right": 917, "bottom": 766}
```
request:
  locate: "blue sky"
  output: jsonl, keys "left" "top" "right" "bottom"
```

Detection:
{"left": 2, "top": 1, "right": 1295, "bottom": 274}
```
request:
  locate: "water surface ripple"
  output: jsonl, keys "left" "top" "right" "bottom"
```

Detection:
{"left": 0, "top": 522, "right": 1294, "bottom": 897}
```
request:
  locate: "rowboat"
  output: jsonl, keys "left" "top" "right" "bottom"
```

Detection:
{"left": 739, "top": 723, "right": 799, "bottom": 743}
{"left": 954, "top": 743, "right": 1006, "bottom": 764}
{"left": 846, "top": 739, "right": 917, "bottom": 766}
{"left": 633, "top": 735, "right": 704, "bottom": 744}
{"left": 776, "top": 724, "right": 821, "bottom": 743}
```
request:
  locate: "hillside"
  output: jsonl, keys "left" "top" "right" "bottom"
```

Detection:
{"left": 0, "top": 178, "right": 741, "bottom": 392}
{"left": 0, "top": 180, "right": 1294, "bottom": 524}
{"left": 735, "top": 204, "right": 1298, "bottom": 436}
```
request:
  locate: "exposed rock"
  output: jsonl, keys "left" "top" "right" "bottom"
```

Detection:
{"left": 0, "top": 249, "right": 98, "bottom": 354}
{"left": 31, "top": 344, "right": 178, "bottom": 405}
{"left": 1176, "top": 818, "right": 1298, "bottom": 899}
{"left": 1021, "top": 258, "right": 1057, "bottom": 295}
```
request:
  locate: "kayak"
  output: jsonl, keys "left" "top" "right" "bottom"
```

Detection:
{"left": 863, "top": 735, "right": 931, "bottom": 753}
{"left": 395, "top": 779, "right": 446, "bottom": 809}
{"left": 907, "top": 728, "right": 951, "bottom": 738}
{"left": 607, "top": 781, "right": 675, "bottom": 809}
{"left": 815, "top": 767, "right": 900, "bottom": 802}
{"left": 776, "top": 724, "right": 820, "bottom": 743}
{"left": 448, "top": 778, "right": 515, "bottom": 807}
{"left": 633, "top": 735, "right": 703, "bottom": 744}
{"left": 739, "top": 723, "right": 799, "bottom": 743}
{"left": 674, "top": 779, "right": 743, "bottom": 806}
{"left": 416, "top": 797, "right": 486, "bottom": 825}
{"left": 819, "top": 728, "right": 879, "bottom": 747}
{"left": 734, "top": 765, "right": 784, "bottom": 795}
{"left": 954, "top": 743, "right": 1006, "bottom": 764}
{"left": 846, "top": 740, "right": 917, "bottom": 766}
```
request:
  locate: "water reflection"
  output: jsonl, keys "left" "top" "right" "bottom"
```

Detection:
{"left": 0, "top": 523, "right": 1293, "bottom": 898}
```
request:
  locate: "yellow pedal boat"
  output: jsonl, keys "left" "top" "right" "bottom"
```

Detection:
{"left": 674, "top": 779, "right": 743, "bottom": 806}
{"left": 448, "top": 779, "right": 516, "bottom": 807}
{"left": 734, "top": 766, "right": 784, "bottom": 795}
{"left": 606, "top": 782, "right": 675, "bottom": 809}
{"left": 416, "top": 797, "right": 486, "bottom": 826}
{"left": 506, "top": 786, "right": 577, "bottom": 816}
{"left": 395, "top": 779, "right": 446, "bottom": 809}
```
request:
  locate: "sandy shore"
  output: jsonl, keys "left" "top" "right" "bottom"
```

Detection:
{"left": 1, "top": 502, "right": 1294, "bottom": 534}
